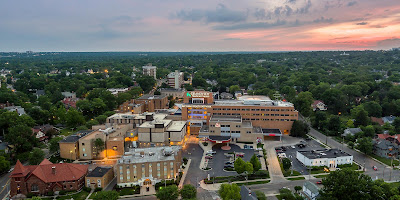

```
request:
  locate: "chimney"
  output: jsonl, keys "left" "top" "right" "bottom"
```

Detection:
{"left": 52, "top": 166, "right": 56, "bottom": 174}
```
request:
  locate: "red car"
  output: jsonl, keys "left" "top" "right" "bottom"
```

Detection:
{"left": 205, "top": 156, "right": 213, "bottom": 159}
{"left": 373, "top": 166, "right": 378, "bottom": 171}
{"left": 316, "top": 181, "right": 322, "bottom": 184}
{"left": 236, "top": 154, "right": 244, "bottom": 157}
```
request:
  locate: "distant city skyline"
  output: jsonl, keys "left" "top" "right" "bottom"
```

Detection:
{"left": 0, "top": 0, "right": 399, "bottom": 52}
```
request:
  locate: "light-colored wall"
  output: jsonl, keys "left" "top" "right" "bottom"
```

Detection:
{"left": 59, "top": 142, "right": 79, "bottom": 160}
{"left": 86, "top": 168, "right": 114, "bottom": 189}
{"left": 296, "top": 152, "right": 353, "bottom": 168}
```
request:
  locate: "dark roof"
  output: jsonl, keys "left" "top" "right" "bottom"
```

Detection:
{"left": 87, "top": 167, "right": 112, "bottom": 177}
{"left": 208, "top": 135, "right": 231, "bottom": 141}
{"left": 240, "top": 185, "right": 258, "bottom": 200}
{"left": 59, "top": 130, "right": 94, "bottom": 143}
{"left": 298, "top": 148, "right": 352, "bottom": 159}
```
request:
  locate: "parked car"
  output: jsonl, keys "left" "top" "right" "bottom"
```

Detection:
{"left": 275, "top": 148, "right": 282, "bottom": 152}
{"left": 291, "top": 145, "right": 296, "bottom": 149}
{"left": 207, "top": 150, "right": 216, "bottom": 154}
{"left": 249, "top": 146, "right": 254, "bottom": 149}
{"left": 225, "top": 161, "right": 234, "bottom": 165}
{"left": 256, "top": 154, "right": 263, "bottom": 158}
{"left": 225, "top": 154, "right": 234, "bottom": 158}
{"left": 8, "top": 167, "right": 14, "bottom": 173}
{"left": 281, "top": 146, "right": 287, "bottom": 150}
{"left": 236, "top": 153, "right": 244, "bottom": 157}
{"left": 244, "top": 145, "right": 248, "bottom": 149}
{"left": 306, "top": 137, "right": 312, "bottom": 141}
{"left": 373, "top": 166, "right": 378, "bottom": 171}
{"left": 206, "top": 153, "right": 213, "bottom": 156}
{"left": 316, "top": 181, "right": 322, "bottom": 184}
{"left": 205, "top": 156, "right": 213, "bottom": 159}
{"left": 224, "top": 165, "right": 234, "bottom": 169}
{"left": 297, "top": 144, "right": 306, "bottom": 148}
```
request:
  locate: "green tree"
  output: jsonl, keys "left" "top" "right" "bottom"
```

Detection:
{"left": 250, "top": 154, "right": 261, "bottom": 172}
{"left": 65, "top": 108, "right": 85, "bottom": 128}
{"left": 94, "top": 138, "right": 105, "bottom": 158}
{"left": 229, "top": 85, "right": 240, "bottom": 94}
{"left": 95, "top": 115, "right": 108, "bottom": 124}
{"left": 255, "top": 191, "right": 267, "bottom": 200}
{"left": 180, "top": 184, "right": 197, "bottom": 200}
{"left": 29, "top": 148, "right": 45, "bottom": 165}
{"left": 136, "top": 75, "right": 156, "bottom": 93}
{"left": 363, "top": 125, "right": 375, "bottom": 138}
{"left": 294, "top": 92, "right": 314, "bottom": 117}
{"left": 218, "top": 183, "right": 241, "bottom": 200}
{"left": 6, "top": 124, "right": 37, "bottom": 153}
{"left": 244, "top": 162, "right": 253, "bottom": 174}
{"left": 0, "top": 156, "right": 10, "bottom": 174}
{"left": 351, "top": 106, "right": 369, "bottom": 127}
{"left": 290, "top": 120, "right": 310, "bottom": 138}
{"left": 234, "top": 157, "right": 246, "bottom": 174}
{"left": 294, "top": 186, "right": 302, "bottom": 194}
{"left": 282, "top": 158, "right": 292, "bottom": 171}
{"left": 49, "top": 137, "right": 63, "bottom": 153}
{"left": 313, "top": 111, "right": 327, "bottom": 130}
{"left": 156, "top": 185, "right": 179, "bottom": 200}
{"left": 93, "top": 191, "right": 119, "bottom": 200}
{"left": 320, "top": 169, "right": 375, "bottom": 200}
{"left": 393, "top": 118, "right": 400, "bottom": 133}
{"left": 363, "top": 101, "right": 382, "bottom": 117}
{"left": 356, "top": 137, "right": 373, "bottom": 155}
{"left": 31, "top": 197, "right": 43, "bottom": 200}
{"left": 327, "top": 115, "right": 341, "bottom": 136}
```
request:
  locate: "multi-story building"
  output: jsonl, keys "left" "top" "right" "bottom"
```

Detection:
{"left": 138, "top": 119, "right": 186, "bottom": 147}
{"left": 158, "top": 88, "right": 186, "bottom": 99}
{"left": 118, "top": 99, "right": 145, "bottom": 114}
{"left": 59, "top": 130, "right": 94, "bottom": 160}
{"left": 117, "top": 146, "right": 182, "bottom": 195}
{"left": 59, "top": 125, "right": 129, "bottom": 160}
{"left": 135, "top": 94, "right": 169, "bottom": 113}
{"left": 182, "top": 90, "right": 298, "bottom": 138}
{"left": 167, "top": 70, "right": 184, "bottom": 89}
{"left": 142, "top": 64, "right": 157, "bottom": 80}
{"left": 296, "top": 149, "right": 353, "bottom": 168}
{"left": 10, "top": 159, "right": 88, "bottom": 198}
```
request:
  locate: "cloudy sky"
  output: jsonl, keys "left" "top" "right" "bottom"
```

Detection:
{"left": 1, "top": 0, "right": 399, "bottom": 52}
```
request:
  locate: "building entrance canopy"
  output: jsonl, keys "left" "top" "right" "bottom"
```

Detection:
{"left": 206, "top": 135, "right": 231, "bottom": 143}
{"left": 262, "top": 129, "right": 282, "bottom": 137}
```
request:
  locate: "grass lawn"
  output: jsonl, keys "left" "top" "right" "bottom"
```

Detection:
{"left": 311, "top": 169, "right": 327, "bottom": 174}
{"left": 236, "top": 180, "right": 270, "bottom": 186}
{"left": 283, "top": 170, "right": 302, "bottom": 177}
{"left": 370, "top": 154, "right": 400, "bottom": 166}
{"left": 60, "top": 128, "right": 74, "bottom": 136}
{"left": 287, "top": 177, "right": 305, "bottom": 181}
{"left": 338, "top": 163, "right": 360, "bottom": 171}
{"left": 314, "top": 174, "right": 329, "bottom": 178}
{"left": 57, "top": 191, "right": 89, "bottom": 200}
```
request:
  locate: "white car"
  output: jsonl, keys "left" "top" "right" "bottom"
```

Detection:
{"left": 291, "top": 145, "right": 296, "bottom": 149}
{"left": 207, "top": 150, "right": 216, "bottom": 154}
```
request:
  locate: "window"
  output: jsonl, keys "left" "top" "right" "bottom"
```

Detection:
{"left": 82, "top": 143, "right": 85, "bottom": 146}
{"left": 113, "top": 146, "right": 118, "bottom": 150}
{"left": 170, "top": 162, "right": 174, "bottom": 178}
{"left": 164, "top": 163, "right": 168, "bottom": 178}
{"left": 133, "top": 165, "right": 137, "bottom": 181}
{"left": 246, "top": 131, "right": 251, "bottom": 134}
{"left": 83, "top": 153, "right": 87, "bottom": 157}
{"left": 142, "top": 164, "right": 145, "bottom": 178}
{"left": 149, "top": 164, "right": 153, "bottom": 177}
{"left": 87, "top": 179, "right": 90, "bottom": 187}
{"left": 31, "top": 184, "right": 39, "bottom": 192}
{"left": 157, "top": 163, "right": 161, "bottom": 177}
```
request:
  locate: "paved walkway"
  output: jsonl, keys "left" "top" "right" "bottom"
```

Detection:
{"left": 178, "top": 159, "right": 191, "bottom": 188}
{"left": 199, "top": 178, "right": 271, "bottom": 191}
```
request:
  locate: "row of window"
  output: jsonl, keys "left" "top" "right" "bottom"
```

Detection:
{"left": 211, "top": 130, "right": 251, "bottom": 134}
{"left": 213, "top": 108, "right": 294, "bottom": 112}
{"left": 213, "top": 113, "right": 295, "bottom": 117}
{"left": 119, "top": 162, "right": 175, "bottom": 182}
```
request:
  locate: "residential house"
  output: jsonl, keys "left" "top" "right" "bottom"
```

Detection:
{"left": 342, "top": 128, "right": 362, "bottom": 137}
{"left": 301, "top": 181, "right": 320, "bottom": 200}
{"left": 219, "top": 92, "right": 233, "bottom": 99}
{"left": 311, "top": 100, "right": 327, "bottom": 111}
{"left": 10, "top": 159, "right": 88, "bottom": 198}
{"left": 383, "top": 116, "right": 396, "bottom": 124}
{"left": 373, "top": 134, "right": 400, "bottom": 159}
{"left": 297, "top": 149, "right": 353, "bottom": 168}
{"left": 371, "top": 117, "right": 384, "bottom": 126}
{"left": 4, "top": 106, "right": 25, "bottom": 116}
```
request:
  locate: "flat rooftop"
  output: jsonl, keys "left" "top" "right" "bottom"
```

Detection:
{"left": 87, "top": 167, "right": 112, "bottom": 177}
{"left": 210, "top": 115, "right": 242, "bottom": 122}
{"left": 298, "top": 149, "right": 352, "bottom": 159}
{"left": 108, "top": 112, "right": 167, "bottom": 121}
{"left": 238, "top": 95, "right": 271, "bottom": 101}
{"left": 213, "top": 95, "right": 294, "bottom": 107}
{"left": 166, "top": 121, "right": 186, "bottom": 132}
{"left": 138, "top": 94, "right": 166, "bottom": 100}
{"left": 139, "top": 119, "right": 172, "bottom": 129}
{"left": 119, "top": 146, "right": 181, "bottom": 164}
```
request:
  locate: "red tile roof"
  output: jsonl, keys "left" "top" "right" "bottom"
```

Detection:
{"left": 377, "top": 134, "right": 400, "bottom": 144}
{"left": 371, "top": 117, "right": 384, "bottom": 126}
{"left": 10, "top": 159, "right": 88, "bottom": 183}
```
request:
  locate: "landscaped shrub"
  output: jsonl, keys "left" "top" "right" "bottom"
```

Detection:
{"left": 95, "top": 187, "right": 102, "bottom": 192}
{"left": 46, "top": 191, "right": 54, "bottom": 196}
{"left": 82, "top": 186, "right": 91, "bottom": 192}
{"left": 26, "top": 193, "right": 34, "bottom": 198}
{"left": 119, "top": 188, "right": 135, "bottom": 196}
{"left": 202, "top": 142, "right": 208, "bottom": 146}
{"left": 59, "top": 190, "right": 67, "bottom": 195}
{"left": 183, "top": 157, "right": 188, "bottom": 165}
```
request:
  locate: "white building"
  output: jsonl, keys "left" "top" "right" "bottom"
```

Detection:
{"left": 142, "top": 64, "right": 157, "bottom": 80}
{"left": 167, "top": 70, "right": 184, "bottom": 89}
{"left": 296, "top": 149, "right": 353, "bottom": 168}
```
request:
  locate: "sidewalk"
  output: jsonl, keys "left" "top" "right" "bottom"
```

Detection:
{"left": 178, "top": 159, "right": 191, "bottom": 188}
{"left": 199, "top": 178, "right": 271, "bottom": 191}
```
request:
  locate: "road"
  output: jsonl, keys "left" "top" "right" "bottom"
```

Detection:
{"left": 0, "top": 173, "right": 10, "bottom": 200}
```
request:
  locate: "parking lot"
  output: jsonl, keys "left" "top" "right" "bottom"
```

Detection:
{"left": 275, "top": 139, "right": 326, "bottom": 175}
{"left": 183, "top": 143, "right": 262, "bottom": 185}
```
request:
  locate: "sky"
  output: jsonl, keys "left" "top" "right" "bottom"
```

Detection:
{"left": 0, "top": 0, "right": 400, "bottom": 52}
